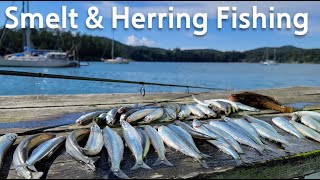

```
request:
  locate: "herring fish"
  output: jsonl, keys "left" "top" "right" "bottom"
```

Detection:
{"left": 106, "top": 108, "right": 118, "bottom": 125}
{"left": 178, "top": 105, "right": 191, "bottom": 119}
{"left": 158, "top": 125, "right": 208, "bottom": 168}
{"left": 174, "top": 120, "right": 214, "bottom": 140}
{"left": 126, "top": 109, "right": 155, "bottom": 123}
{"left": 144, "top": 108, "right": 164, "bottom": 123}
{"left": 209, "top": 121, "right": 264, "bottom": 154}
{"left": 272, "top": 117, "right": 304, "bottom": 138}
{"left": 292, "top": 111, "right": 320, "bottom": 122}
{"left": 300, "top": 116, "right": 320, "bottom": 132}
{"left": 251, "top": 123, "right": 290, "bottom": 146}
{"left": 144, "top": 125, "right": 173, "bottom": 167}
{"left": 195, "top": 104, "right": 217, "bottom": 117}
{"left": 120, "top": 120, "right": 151, "bottom": 170}
{"left": 26, "top": 136, "right": 65, "bottom": 172}
{"left": 290, "top": 120, "right": 320, "bottom": 143}
{"left": 168, "top": 124, "right": 210, "bottom": 158}
{"left": 66, "top": 129, "right": 99, "bottom": 171}
{"left": 0, "top": 133, "right": 17, "bottom": 170}
{"left": 203, "top": 124, "right": 243, "bottom": 154}
{"left": 76, "top": 111, "right": 104, "bottom": 125}
{"left": 102, "top": 126, "right": 129, "bottom": 179}
{"left": 13, "top": 133, "right": 55, "bottom": 179}
{"left": 136, "top": 128, "right": 151, "bottom": 159}
{"left": 187, "top": 105, "right": 205, "bottom": 118}
{"left": 243, "top": 114, "right": 278, "bottom": 134}
{"left": 83, "top": 124, "right": 104, "bottom": 156}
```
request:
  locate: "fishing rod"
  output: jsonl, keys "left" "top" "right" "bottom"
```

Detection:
{"left": 0, "top": 70, "right": 232, "bottom": 93}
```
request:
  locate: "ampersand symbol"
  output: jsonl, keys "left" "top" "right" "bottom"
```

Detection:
{"left": 86, "top": 7, "right": 104, "bottom": 29}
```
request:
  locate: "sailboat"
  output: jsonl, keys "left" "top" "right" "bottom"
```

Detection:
{"left": 261, "top": 49, "right": 278, "bottom": 65}
{"left": 101, "top": 30, "right": 129, "bottom": 64}
{"left": 0, "top": 1, "right": 80, "bottom": 68}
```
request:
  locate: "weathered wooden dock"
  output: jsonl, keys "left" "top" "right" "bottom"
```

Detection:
{"left": 1, "top": 86, "right": 320, "bottom": 179}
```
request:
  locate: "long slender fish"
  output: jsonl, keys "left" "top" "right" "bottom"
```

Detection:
{"left": 235, "top": 102, "right": 259, "bottom": 112}
{"left": 83, "top": 124, "right": 104, "bottom": 156}
{"left": 144, "top": 125, "right": 173, "bottom": 167}
{"left": 120, "top": 120, "right": 151, "bottom": 170}
{"left": 0, "top": 133, "right": 17, "bottom": 169}
{"left": 195, "top": 104, "right": 217, "bottom": 117}
{"left": 224, "top": 117, "right": 264, "bottom": 146}
{"left": 300, "top": 116, "right": 320, "bottom": 132}
{"left": 168, "top": 124, "right": 210, "bottom": 158}
{"left": 187, "top": 105, "right": 205, "bottom": 118}
{"left": 26, "top": 136, "right": 66, "bottom": 172}
{"left": 120, "top": 109, "right": 139, "bottom": 121}
{"left": 102, "top": 126, "right": 129, "bottom": 179}
{"left": 203, "top": 124, "right": 243, "bottom": 154}
{"left": 272, "top": 117, "right": 304, "bottom": 138}
{"left": 292, "top": 111, "right": 320, "bottom": 122}
{"left": 243, "top": 114, "right": 278, "bottom": 134}
{"left": 174, "top": 120, "right": 214, "bottom": 140}
{"left": 251, "top": 123, "right": 290, "bottom": 146}
{"left": 233, "top": 118, "right": 259, "bottom": 138}
{"left": 158, "top": 125, "right": 208, "bottom": 168}
{"left": 209, "top": 121, "right": 264, "bottom": 154}
{"left": 76, "top": 111, "right": 105, "bottom": 125}
{"left": 290, "top": 120, "right": 320, "bottom": 143}
{"left": 178, "top": 105, "right": 191, "bottom": 119}
{"left": 136, "top": 128, "right": 151, "bottom": 159}
{"left": 13, "top": 133, "right": 55, "bottom": 179}
{"left": 66, "top": 129, "right": 99, "bottom": 171}
{"left": 144, "top": 108, "right": 164, "bottom": 123}
{"left": 126, "top": 109, "right": 155, "bottom": 123}
{"left": 207, "top": 99, "right": 240, "bottom": 111}
{"left": 106, "top": 108, "right": 119, "bottom": 125}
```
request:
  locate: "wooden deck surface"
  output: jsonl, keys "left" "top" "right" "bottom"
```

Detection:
{"left": 1, "top": 86, "right": 320, "bottom": 179}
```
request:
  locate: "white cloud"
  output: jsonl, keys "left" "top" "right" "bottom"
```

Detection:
{"left": 125, "top": 35, "right": 156, "bottom": 46}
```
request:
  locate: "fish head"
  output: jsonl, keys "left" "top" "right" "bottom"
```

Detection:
{"left": 90, "top": 124, "right": 101, "bottom": 132}
{"left": 291, "top": 113, "right": 300, "bottom": 121}
{"left": 192, "top": 119, "right": 202, "bottom": 128}
{"left": 6, "top": 133, "right": 18, "bottom": 142}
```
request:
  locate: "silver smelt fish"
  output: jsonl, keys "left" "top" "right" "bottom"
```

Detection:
{"left": 158, "top": 125, "right": 208, "bottom": 168}
{"left": 187, "top": 105, "right": 205, "bottom": 118}
{"left": 290, "top": 120, "right": 320, "bottom": 143}
{"left": 178, "top": 105, "right": 191, "bottom": 119}
{"left": 0, "top": 133, "right": 17, "bottom": 170}
{"left": 300, "top": 116, "right": 320, "bottom": 132}
{"left": 66, "top": 129, "right": 99, "bottom": 171}
{"left": 126, "top": 109, "right": 155, "bottom": 123}
{"left": 168, "top": 124, "right": 211, "bottom": 158}
{"left": 292, "top": 111, "right": 320, "bottom": 122}
{"left": 26, "top": 136, "right": 66, "bottom": 172}
{"left": 195, "top": 104, "right": 217, "bottom": 117}
{"left": 144, "top": 125, "right": 173, "bottom": 167}
{"left": 136, "top": 128, "right": 151, "bottom": 159}
{"left": 233, "top": 118, "right": 259, "bottom": 138}
{"left": 174, "top": 120, "right": 215, "bottom": 140}
{"left": 13, "top": 133, "right": 55, "bottom": 179}
{"left": 102, "top": 126, "right": 129, "bottom": 179}
{"left": 144, "top": 108, "right": 164, "bottom": 123}
{"left": 83, "top": 124, "right": 104, "bottom": 156}
{"left": 251, "top": 123, "right": 290, "bottom": 146}
{"left": 243, "top": 114, "right": 278, "bottom": 134}
{"left": 209, "top": 121, "right": 264, "bottom": 154}
{"left": 272, "top": 117, "right": 304, "bottom": 138}
{"left": 203, "top": 124, "right": 243, "bottom": 154}
{"left": 234, "top": 102, "right": 259, "bottom": 112}
{"left": 120, "top": 109, "right": 139, "bottom": 121}
{"left": 164, "top": 107, "right": 177, "bottom": 120}
{"left": 224, "top": 117, "right": 264, "bottom": 147}
{"left": 120, "top": 120, "right": 151, "bottom": 170}
{"left": 106, "top": 108, "right": 118, "bottom": 125}
{"left": 208, "top": 99, "right": 240, "bottom": 111}
{"left": 192, "top": 95, "right": 217, "bottom": 108}
{"left": 76, "top": 111, "right": 105, "bottom": 125}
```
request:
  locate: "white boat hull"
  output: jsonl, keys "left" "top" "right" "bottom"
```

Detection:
{"left": 0, "top": 59, "right": 79, "bottom": 68}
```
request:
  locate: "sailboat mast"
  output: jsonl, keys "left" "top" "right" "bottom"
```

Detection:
{"left": 111, "top": 29, "right": 114, "bottom": 60}
{"left": 26, "top": 1, "right": 31, "bottom": 53}
{"left": 273, "top": 49, "right": 276, "bottom": 61}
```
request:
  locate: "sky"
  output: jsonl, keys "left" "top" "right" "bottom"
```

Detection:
{"left": 0, "top": 1, "right": 319, "bottom": 52}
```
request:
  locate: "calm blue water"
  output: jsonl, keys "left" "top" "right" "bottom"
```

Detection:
{"left": 0, "top": 62, "right": 319, "bottom": 95}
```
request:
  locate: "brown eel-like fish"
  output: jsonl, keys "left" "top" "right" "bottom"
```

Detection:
{"left": 228, "top": 92, "right": 294, "bottom": 113}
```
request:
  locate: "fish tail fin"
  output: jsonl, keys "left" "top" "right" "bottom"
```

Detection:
{"left": 263, "top": 145, "right": 286, "bottom": 155}
{"left": 31, "top": 171, "right": 44, "bottom": 179}
{"left": 200, "top": 153, "right": 212, "bottom": 158}
{"left": 152, "top": 157, "right": 174, "bottom": 167}
{"left": 198, "top": 159, "right": 209, "bottom": 169}
{"left": 28, "top": 165, "right": 37, "bottom": 172}
{"left": 131, "top": 161, "right": 152, "bottom": 170}
{"left": 113, "top": 169, "right": 130, "bottom": 179}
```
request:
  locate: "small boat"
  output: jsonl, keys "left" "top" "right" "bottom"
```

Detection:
{"left": 261, "top": 49, "right": 279, "bottom": 65}
{"left": 101, "top": 57, "right": 130, "bottom": 64}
